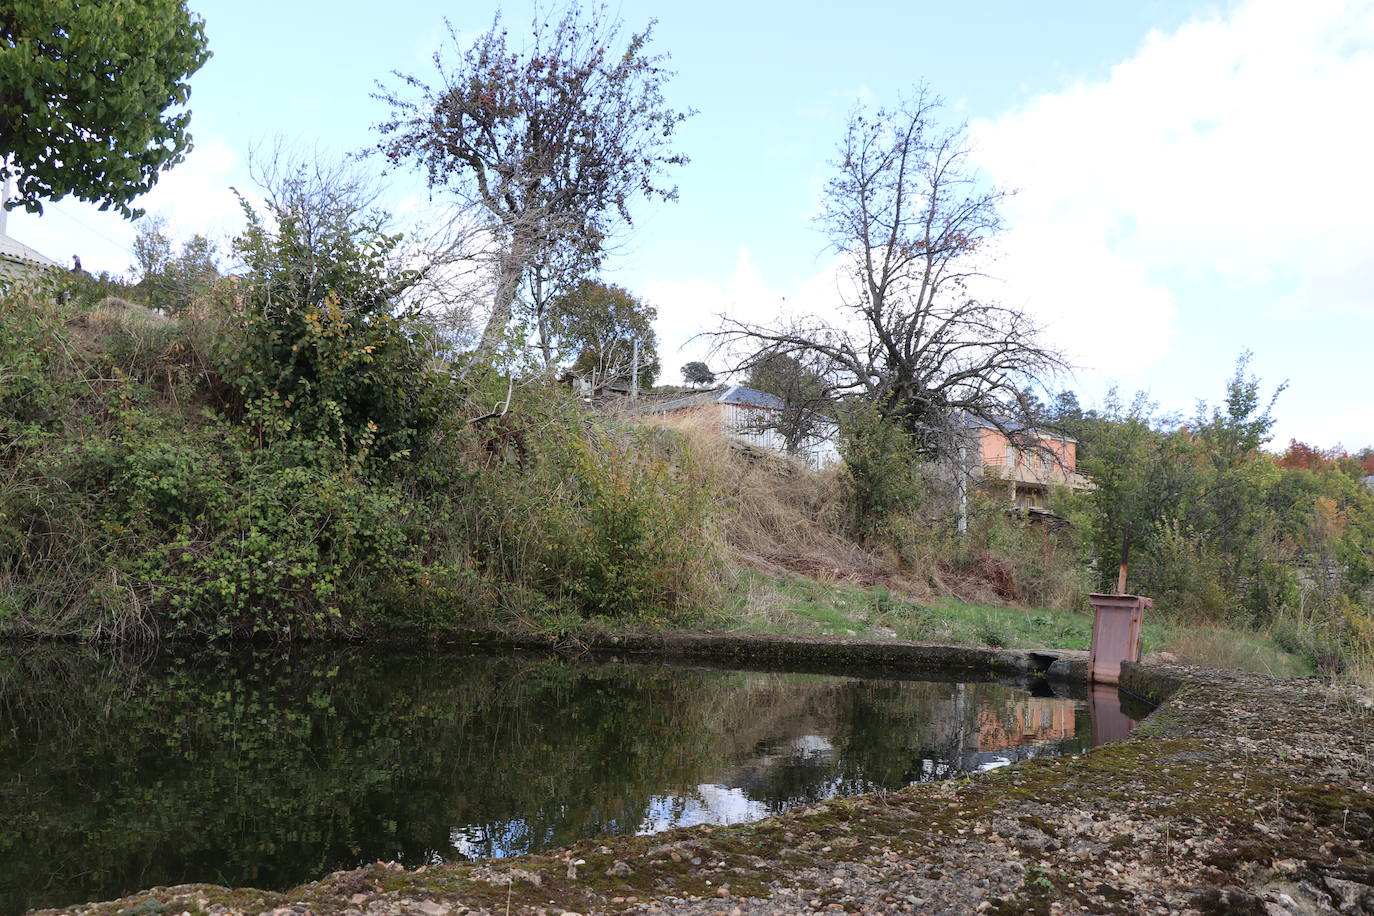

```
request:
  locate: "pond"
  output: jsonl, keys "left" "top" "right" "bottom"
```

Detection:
{"left": 0, "top": 646, "right": 1146, "bottom": 915}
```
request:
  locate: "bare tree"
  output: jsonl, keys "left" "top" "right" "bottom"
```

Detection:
{"left": 375, "top": 4, "right": 690, "bottom": 360}
{"left": 522, "top": 239, "right": 598, "bottom": 369}
{"left": 711, "top": 88, "right": 1064, "bottom": 459}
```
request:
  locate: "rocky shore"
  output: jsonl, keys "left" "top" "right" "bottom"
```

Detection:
{"left": 30, "top": 642, "right": 1374, "bottom": 916}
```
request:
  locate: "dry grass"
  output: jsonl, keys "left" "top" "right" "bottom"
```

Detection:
{"left": 88, "top": 296, "right": 169, "bottom": 330}
{"left": 1345, "top": 632, "right": 1374, "bottom": 688}
{"left": 1159, "top": 626, "right": 1312, "bottom": 678}
{"left": 634, "top": 412, "right": 1093, "bottom": 614}
{"left": 638, "top": 411, "right": 930, "bottom": 596}
{"left": 58, "top": 295, "right": 231, "bottom": 414}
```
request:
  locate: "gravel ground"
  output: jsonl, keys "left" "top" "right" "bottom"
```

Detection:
{"left": 31, "top": 659, "right": 1374, "bottom": 916}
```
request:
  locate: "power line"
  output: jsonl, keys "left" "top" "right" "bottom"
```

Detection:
{"left": 49, "top": 206, "right": 134, "bottom": 257}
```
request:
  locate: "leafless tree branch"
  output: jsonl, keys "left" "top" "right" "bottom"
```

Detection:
{"left": 707, "top": 86, "right": 1066, "bottom": 460}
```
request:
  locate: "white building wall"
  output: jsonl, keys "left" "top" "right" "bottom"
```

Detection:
{"left": 720, "top": 403, "right": 841, "bottom": 470}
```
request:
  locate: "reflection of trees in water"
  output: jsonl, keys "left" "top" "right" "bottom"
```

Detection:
{"left": 0, "top": 648, "right": 739, "bottom": 915}
{"left": 0, "top": 649, "right": 1088, "bottom": 916}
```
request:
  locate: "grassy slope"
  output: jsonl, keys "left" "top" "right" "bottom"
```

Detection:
{"left": 725, "top": 571, "right": 1314, "bottom": 678}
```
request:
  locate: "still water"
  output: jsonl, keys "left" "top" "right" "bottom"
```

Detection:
{"left": 0, "top": 646, "right": 1143, "bottom": 915}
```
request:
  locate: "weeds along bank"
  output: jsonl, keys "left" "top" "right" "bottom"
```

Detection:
{"left": 0, "top": 282, "right": 724, "bottom": 640}
{"left": 6, "top": 272, "right": 1372, "bottom": 687}
{"left": 655, "top": 408, "right": 1374, "bottom": 684}
{"left": 0, "top": 272, "right": 1106, "bottom": 646}
{"left": 0, "top": 270, "right": 1140, "bottom": 646}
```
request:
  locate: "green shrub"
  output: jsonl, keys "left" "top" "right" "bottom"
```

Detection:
{"left": 2, "top": 285, "right": 724, "bottom": 641}
{"left": 226, "top": 172, "right": 447, "bottom": 469}
{"left": 1143, "top": 519, "right": 1238, "bottom": 621}
{"left": 534, "top": 425, "right": 716, "bottom": 619}
{"left": 0, "top": 290, "right": 73, "bottom": 439}
{"left": 415, "top": 382, "right": 724, "bottom": 626}
{"left": 839, "top": 407, "right": 926, "bottom": 542}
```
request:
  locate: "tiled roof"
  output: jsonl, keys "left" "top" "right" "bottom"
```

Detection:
{"left": 648, "top": 389, "right": 725, "bottom": 413}
{"left": 966, "top": 413, "right": 1076, "bottom": 443}
{"left": 652, "top": 385, "right": 790, "bottom": 413}
{"left": 0, "top": 232, "right": 60, "bottom": 269}
{"left": 649, "top": 385, "right": 840, "bottom": 428}
{"left": 718, "top": 385, "right": 785, "bottom": 409}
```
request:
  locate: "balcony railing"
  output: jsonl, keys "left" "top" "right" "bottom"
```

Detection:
{"left": 980, "top": 455, "right": 1092, "bottom": 490}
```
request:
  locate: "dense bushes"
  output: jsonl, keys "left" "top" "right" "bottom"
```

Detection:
{"left": 0, "top": 285, "right": 723, "bottom": 638}
{"left": 0, "top": 183, "right": 722, "bottom": 639}
{"left": 838, "top": 407, "right": 927, "bottom": 542}
{"left": 652, "top": 408, "right": 1088, "bottom": 614}
{"left": 226, "top": 171, "right": 447, "bottom": 466}
{"left": 429, "top": 391, "right": 722, "bottom": 623}
{"left": 1054, "top": 363, "right": 1374, "bottom": 675}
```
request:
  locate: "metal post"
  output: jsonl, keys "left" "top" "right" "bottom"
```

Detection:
{"left": 1116, "top": 522, "right": 1132, "bottom": 594}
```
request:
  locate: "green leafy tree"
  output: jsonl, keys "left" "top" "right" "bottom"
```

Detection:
{"left": 0, "top": 0, "right": 211, "bottom": 216}
{"left": 745, "top": 350, "right": 834, "bottom": 455}
{"left": 1047, "top": 390, "right": 1083, "bottom": 425}
{"left": 1072, "top": 355, "right": 1300, "bottom": 623}
{"left": 547, "top": 280, "right": 659, "bottom": 389}
{"left": 131, "top": 216, "right": 220, "bottom": 313}
{"left": 681, "top": 361, "right": 715, "bottom": 388}
{"left": 131, "top": 216, "right": 173, "bottom": 282}
{"left": 840, "top": 407, "right": 925, "bottom": 542}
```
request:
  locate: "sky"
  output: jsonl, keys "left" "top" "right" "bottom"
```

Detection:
{"left": 9, "top": 0, "right": 1373, "bottom": 451}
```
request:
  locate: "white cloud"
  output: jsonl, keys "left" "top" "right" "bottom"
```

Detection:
{"left": 6, "top": 136, "right": 244, "bottom": 276}
{"left": 970, "top": 0, "right": 1374, "bottom": 368}
{"left": 644, "top": 249, "right": 850, "bottom": 384}
{"left": 137, "top": 136, "right": 246, "bottom": 243}
{"left": 976, "top": 228, "right": 1180, "bottom": 376}
{"left": 1271, "top": 404, "right": 1374, "bottom": 453}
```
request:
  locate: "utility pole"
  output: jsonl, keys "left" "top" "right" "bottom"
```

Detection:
{"left": 956, "top": 440, "right": 969, "bottom": 535}
{"left": 630, "top": 337, "right": 640, "bottom": 402}
{"left": 0, "top": 174, "right": 11, "bottom": 235}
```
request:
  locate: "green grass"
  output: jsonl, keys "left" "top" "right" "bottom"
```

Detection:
{"left": 726, "top": 572, "right": 1314, "bottom": 678}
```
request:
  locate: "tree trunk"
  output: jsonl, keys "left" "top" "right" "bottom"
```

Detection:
{"left": 477, "top": 232, "right": 530, "bottom": 359}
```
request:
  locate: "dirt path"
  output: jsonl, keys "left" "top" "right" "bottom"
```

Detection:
{"left": 30, "top": 654, "right": 1374, "bottom": 916}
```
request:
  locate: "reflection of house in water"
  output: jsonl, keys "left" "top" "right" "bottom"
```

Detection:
{"left": 975, "top": 698, "right": 1078, "bottom": 751}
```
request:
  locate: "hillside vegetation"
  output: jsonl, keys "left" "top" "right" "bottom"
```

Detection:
{"left": 2, "top": 178, "right": 1371, "bottom": 686}
{"left": 0, "top": 179, "right": 727, "bottom": 640}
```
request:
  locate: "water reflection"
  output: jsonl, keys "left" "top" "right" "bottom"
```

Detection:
{"left": 0, "top": 646, "right": 1143, "bottom": 916}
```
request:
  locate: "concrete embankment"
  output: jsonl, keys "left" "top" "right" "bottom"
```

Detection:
{"left": 31, "top": 637, "right": 1374, "bottom": 916}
